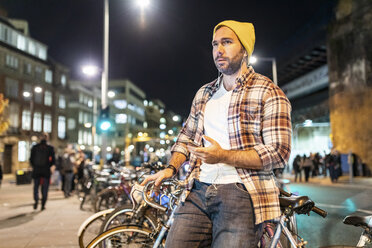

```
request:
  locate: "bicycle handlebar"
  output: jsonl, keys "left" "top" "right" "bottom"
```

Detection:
{"left": 279, "top": 188, "right": 327, "bottom": 218}
{"left": 143, "top": 179, "right": 183, "bottom": 212}
{"left": 311, "top": 206, "right": 327, "bottom": 218}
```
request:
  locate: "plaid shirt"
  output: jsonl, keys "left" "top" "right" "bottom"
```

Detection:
{"left": 172, "top": 66, "right": 292, "bottom": 224}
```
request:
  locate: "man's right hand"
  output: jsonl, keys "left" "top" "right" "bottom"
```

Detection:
{"left": 140, "top": 168, "right": 174, "bottom": 187}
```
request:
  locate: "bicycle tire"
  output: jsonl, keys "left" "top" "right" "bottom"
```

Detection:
{"left": 78, "top": 208, "right": 114, "bottom": 248}
{"left": 99, "top": 206, "right": 157, "bottom": 233}
{"left": 95, "top": 188, "right": 118, "bottom": 212}
{"left": 87, "top": 225, "right": 158, "bottom": 248}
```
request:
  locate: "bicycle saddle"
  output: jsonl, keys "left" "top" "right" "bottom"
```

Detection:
{"left": 343, "top": 215, "right": 372, "bottom": 229}
{"left": 279, "top": 195, "right": 314, "bottom": 214}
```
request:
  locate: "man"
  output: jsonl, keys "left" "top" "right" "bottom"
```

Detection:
{"left": 30, "top": 133, "right": 55, "bottom": 210}
{"left": 142, "top": 20, "right": 291, "bottom": 247}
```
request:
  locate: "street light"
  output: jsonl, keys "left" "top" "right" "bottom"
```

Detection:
{"left": 249, "top": 56, "right": 278, "bottom": 85}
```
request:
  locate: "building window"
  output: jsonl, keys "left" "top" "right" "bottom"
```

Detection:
{"left": 17, "top": 34, "right": 26, "bottom": 50}
{"left": 78, "top": 111, "right": 83, "bottom": 124}
{"left": 5, "top": 77, "right": 19, "bottom": 98}
{"left": 22, "top": 109, "right": 31, "bottom": 130}
{"left": 5, "top": 54, "right": 18, "bottom": 69}
{"left": 61, "top": 74, "right": 66, "bottom": 86}
{"left": 68, "top": 118, "right": 76, "bottom": 130}
{"left": 38, "top": 45, "right": 47, "bottom": 60}
{"left": 58, "top": 116, "right": 66, "bottom": 139}
{"left": 115, "top": 114, "right": 127, "bottom": 124}
{"left": 35, "top": 66, "right": 43, "bottom": 80}
{"left": 35, "top": 89, "right": 43, "bottom": 103}
{"left": 113, "top": 100, "right": 127, "bottom": 109}
{"left": 8, "top": 103, "right": 19, "bottom": 128}
{"left": 58, "top": 95, "right": 66, "bottom": 109}
{"left": 33, "top": 112, "right": 42, "bottom": 132}
{"left": 78, "top": 130, "right": 83, "bottom": 144}
{"left": 88, "top": 98, "right": 93, "bottom": 108}
{"left": 28, "top": 40, "right": 36, "bottom": 55}
{"left": 18, "top": 141, "right": 29, "bottom": 162}
{"left": 44, "top": 114, "right": 52, "bottom": 133}
{"left": 23, "top": 62, "right": 32, "bottom": 75}
{"left": 45, "top": 69, "right": 53, "bottom": 83}
{"left": 44, "top": 90, "right": 52, "bottom": 106}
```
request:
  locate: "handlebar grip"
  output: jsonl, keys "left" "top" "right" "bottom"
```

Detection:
{"left": 312, "top": 206, "right": 327, "bottom": 218}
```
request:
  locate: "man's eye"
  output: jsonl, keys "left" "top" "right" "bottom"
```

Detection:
{"left": 222, "top": 40, "right": 231, "bottom": 45}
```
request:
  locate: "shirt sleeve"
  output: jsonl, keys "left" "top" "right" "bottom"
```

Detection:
{"left": 253, "top": 87, "right": 292, "bottom": 171}
{"left": 171, "top": 90, "right": 201, "bottom": 158}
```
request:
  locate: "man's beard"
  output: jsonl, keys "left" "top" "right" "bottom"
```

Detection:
{"left": 214, "top": 50, "right": 245, "bottom": 75}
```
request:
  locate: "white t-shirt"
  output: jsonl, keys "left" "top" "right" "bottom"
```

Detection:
{"left": 199, "top": 83, "right": 242, "bottom": 184}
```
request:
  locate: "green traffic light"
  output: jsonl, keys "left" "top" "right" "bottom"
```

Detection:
{"left": 100, "top": 120, "right": 112, "bottom": 131}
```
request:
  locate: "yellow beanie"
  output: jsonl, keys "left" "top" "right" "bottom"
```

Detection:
{"left": 213, "top": 20, "right": 255, "bottom": 58}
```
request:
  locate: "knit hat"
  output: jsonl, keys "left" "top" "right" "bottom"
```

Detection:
{"left": 213, "top": 20, "right": 255, "bottom": 58}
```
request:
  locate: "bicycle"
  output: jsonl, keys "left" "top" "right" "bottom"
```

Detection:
{"left": 86, "top": 179, "right": 184, "bottom": 248}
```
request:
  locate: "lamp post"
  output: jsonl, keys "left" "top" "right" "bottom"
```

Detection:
{"left": 249, "top": 56, "right": 278, "bottom": 85}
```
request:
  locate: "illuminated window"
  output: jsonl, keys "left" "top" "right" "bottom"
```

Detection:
{"left": 58, "top": 116, "right": 66, "bottom": 139}
{"left": 115, "top": 114, "right": 127, "bottom": 124}
{"left": 22, "top": 109, "right": 31, "bottom": 130}
{"left": 33, "top": 112, "right": 42, "bottom": 132}
{"left": 5, "top": 54, "right": 18, "bottom": 69}
{"left": 59, "top": 95, "right": 66, "bottom": 109}
{"left": 68, "top": 118, "right": 76, "bottom": 130}
{"left": 44, "top": 114, "right": 52, "bottom": 133}
{"left": 18, "top": 141, "right": 28, "bottom": 162}
{"left": 44, "top": 90, "right": 52, "bottom": 106}
{"left": 45, "top": 69, "right": 53, "bottom": 83}
{"left": 61, "top": 74, "right": 66, "bottom": 86}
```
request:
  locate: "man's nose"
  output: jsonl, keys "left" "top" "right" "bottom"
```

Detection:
{"left": 215, "top": 44, "right": 224, "bottom": 56}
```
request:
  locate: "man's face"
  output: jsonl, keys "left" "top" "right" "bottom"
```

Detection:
{"left": 212, "top": 26, "right": 245, "bottom": 75}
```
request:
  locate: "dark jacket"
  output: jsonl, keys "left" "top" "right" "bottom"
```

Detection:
{"left": 30, "top": 140, "right": 55, "bottom": 178}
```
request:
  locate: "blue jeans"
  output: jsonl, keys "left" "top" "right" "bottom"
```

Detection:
{"left": 165, "top": 180, "right": 263, "bottom": 248}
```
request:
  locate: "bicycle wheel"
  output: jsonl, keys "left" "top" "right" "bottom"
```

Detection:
{"left": 95, "top": 189, "right": 118, "bottom": 212}
{"left": 87, "top": 225, "right": 157, "bottom": 248}
{"left": 78, "top": 208, "right": 114, "bottom": 248}
{"left": 100, "top": 206, "right": 157, "bottom": 233}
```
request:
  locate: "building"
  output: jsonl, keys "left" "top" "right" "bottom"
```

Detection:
{"left": 0, "top": 17, "right": 69, "bottom": 173}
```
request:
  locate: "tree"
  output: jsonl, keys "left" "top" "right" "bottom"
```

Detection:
{"left": 0, "top": 94, "right": 9, "bottom": 134}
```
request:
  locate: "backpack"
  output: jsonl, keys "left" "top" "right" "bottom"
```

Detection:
{"left": 31, "top": 144, "right": 51, "bottom": 168}
{"left": 62, "top": 154, "right": 74, "bottom": 173}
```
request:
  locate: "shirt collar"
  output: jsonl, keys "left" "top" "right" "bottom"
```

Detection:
{"left": 211, "top": 66, "right": 255, "bottom": 92}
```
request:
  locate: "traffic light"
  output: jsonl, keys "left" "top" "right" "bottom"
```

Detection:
{"left": 96, "top": 106, "right": 115, "bottom": 134}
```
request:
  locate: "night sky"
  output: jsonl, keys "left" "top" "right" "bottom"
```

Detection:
{"left": 1, "top": 0, "right": 335, "bottom": 117}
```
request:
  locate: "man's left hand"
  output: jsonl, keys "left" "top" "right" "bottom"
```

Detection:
{"left": 187, "top": 136, "right": 226, "bottom": 164}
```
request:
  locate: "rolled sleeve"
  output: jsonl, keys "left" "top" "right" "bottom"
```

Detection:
{"left": 255, "top": 88, "right": 292, "bottom": 171}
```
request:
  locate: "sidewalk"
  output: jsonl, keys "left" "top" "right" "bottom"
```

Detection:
{"left": 282, "top": 172, "right": 372, "bottom": 189}
{"left": 0, "top": 174, "right": 93, "bottom": 248}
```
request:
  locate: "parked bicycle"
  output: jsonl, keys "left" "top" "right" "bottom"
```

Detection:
{"left": 86, "top": 180, "right": 327, "bottom": 248}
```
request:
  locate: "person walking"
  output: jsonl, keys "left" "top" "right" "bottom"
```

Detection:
{"left": 301, "top": 155, "right": 312, "bottom": 182}
{"left": 292, "top": 155, "right": 302, "bottom": 182}
{"left": 142, "top": 20, "right": 291, "bottom": 247}
{"left": 29, "top": 133, "right": 55, "bottom": 210}
{"left": 61, "top": 148, "right": 76, "bottom": 198}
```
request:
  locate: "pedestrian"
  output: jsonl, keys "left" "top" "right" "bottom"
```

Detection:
{"left": 29, "top": 133, "right": 56, "bottom": 210}
{"left": 142, "top": 20, "right": 292, "bottom": 247}
{"left": 61, "top": 148, "right": 76, "bottom": 198}
{"left": 292, "top": 155, "right": 302, "bottom": 182}
{"left": 301, "top": 154, "right": 312, "bottom": 182}
{"left": 327, "top": 149, "right": 341, "bottom": 183}
{"left": 109, "top": 147, "right": 121, "bottom": 164}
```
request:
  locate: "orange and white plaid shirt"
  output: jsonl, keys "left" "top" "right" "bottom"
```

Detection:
{"left": 171, "top": 66, "right": 292, "bottom": 224}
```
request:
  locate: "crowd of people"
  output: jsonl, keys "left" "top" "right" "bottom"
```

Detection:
{"left": 292, "top": 149, "right": 370, "bottom": 183}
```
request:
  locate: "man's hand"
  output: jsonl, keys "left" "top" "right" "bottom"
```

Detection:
{"left": 140, "top": 168, "right": 174, "bottom": 187}
{"left": 187, "top": 135, "right": 226, "bottom": 164}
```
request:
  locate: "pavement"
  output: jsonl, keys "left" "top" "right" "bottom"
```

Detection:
{"left": 0, "top": 173, "right": 371, "bottom": 248}
{"left": 0, "top": 174, "right": 92, "bottom": 248}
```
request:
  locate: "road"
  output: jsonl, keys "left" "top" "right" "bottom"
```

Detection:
{"left": 289, "top": 182, "right": 372, "bottom": 247}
